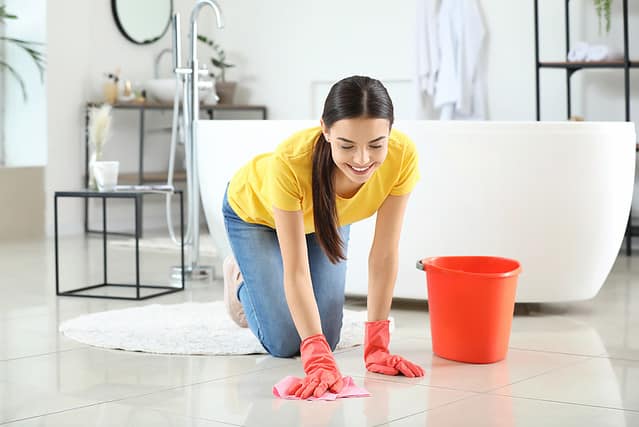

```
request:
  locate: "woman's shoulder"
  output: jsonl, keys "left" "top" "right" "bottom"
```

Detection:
{"left": 389, "top": 127, "right": 415, "bottom": 146}
{"left": 388, "top": 127, "right": 417, "bottom": 158}
{"left": 275, "top": 126, "right": 321, "bottom": 161}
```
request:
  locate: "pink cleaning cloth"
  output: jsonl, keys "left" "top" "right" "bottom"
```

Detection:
{"left": 273, "top": 376, "right": 371, "bottom": 401}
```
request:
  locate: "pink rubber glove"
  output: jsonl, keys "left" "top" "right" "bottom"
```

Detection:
{"left": 286, "top": 334, "right": 345, "bottom": 399}
{"left": 364, "top": 320, "right": 425, "bottom": 377}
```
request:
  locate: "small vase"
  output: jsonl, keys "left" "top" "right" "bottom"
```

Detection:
{"left": 103, "top": 82, "right": 118, "bottom": 104}
{"left": 215, "top": 81, "right": 237, "bottom": 104}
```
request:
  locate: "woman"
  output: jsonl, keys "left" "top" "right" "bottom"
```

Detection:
{"left": 222, "top": 75, "right": 424, "bottom": 399}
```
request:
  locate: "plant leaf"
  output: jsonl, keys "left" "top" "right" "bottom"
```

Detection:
{"left": 0, "top": 5, "right": 18, "bottom": 20}
{"left": 0, "top": 59, "right": 28, "bottom": 101}
{"left": 0, "top": 36, "right": 47, "bottom": 81}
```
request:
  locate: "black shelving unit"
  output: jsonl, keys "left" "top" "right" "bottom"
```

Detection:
{"left": 533, "top": 0, "right": 638, "bottom": 255}
{"left": 83, "top": 101, "right": 268, "bottom": 237}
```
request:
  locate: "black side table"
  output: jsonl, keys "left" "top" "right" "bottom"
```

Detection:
{"left": 54, "top": 189, "right": 185, "bottom": 300}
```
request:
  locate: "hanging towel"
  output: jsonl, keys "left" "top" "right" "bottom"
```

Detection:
{"left": 416, "top": 0, "right": 440, "bottom": 97}
{"left": 433, "top": 0, "right": 487, "bottom": 120}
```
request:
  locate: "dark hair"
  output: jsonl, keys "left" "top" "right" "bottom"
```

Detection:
{"left": 312, "top": 75, "right": 394, "bottom": 264}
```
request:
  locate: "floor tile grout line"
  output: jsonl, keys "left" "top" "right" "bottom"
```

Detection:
{"left": 1, "top": 363, "right": 282, "bottom": 426}
{"left": 0, "top": 397, "right": 243, "bottom": 427}
{"left": 371, "top": 393, "right": 639, "bottom": 426}
{"left": 590, "top": 353, "right": 639, "bottom": 363}
{"left": 0, "top": 346, "right": 88, "bottom": 363}
{"left": 382, "top": 340, "right": 616, "bottom": 361}
{"left": 348, "top": 354, "right": 600, "bottom": 394}
{"left": 507, "top": 346, "right": 612, "bottom": 358}
{"left": 348, "top": 374, "right": 484, "bottom": 394}
{"left": 371, "top": 393, "right": 483, "bottom": 427}
{"left": 486, "top": 392, "right": 639, "bottom": 414}
{"left": 480, "top": 355, "right": 597, "bottom": 394}
{"left": 2, "top": 359, "right": 298, "bottom": 425}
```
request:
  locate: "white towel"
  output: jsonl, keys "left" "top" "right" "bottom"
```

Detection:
{"left": 433, "top": 0, "right": 486, "bottom": 120}
{"left": 586, "top": 44, "right": 623, "bottom": 62}
{"left": 416, "top": 0, "right": 440, "bottom": 96}
{"left": 567, "top": 41, "right": 589, "bottom": 62}
{"left": 587, "top": 44, "right": 609, "bottom": 61}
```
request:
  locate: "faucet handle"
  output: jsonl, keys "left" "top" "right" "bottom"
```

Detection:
{"left": 175, "top": 68, "right": 209, "bottom": 76}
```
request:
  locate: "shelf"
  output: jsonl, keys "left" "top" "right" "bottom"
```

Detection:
{"left": 87, "top": 100, "right": 267, "bottom": 112}
{"left": 539, "top": 61, "right": 639, "bottom": 70}
{"left": 119, "top": 171, "right": 187, "bottom": 184}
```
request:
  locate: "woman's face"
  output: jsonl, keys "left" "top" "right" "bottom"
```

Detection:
{"left": 321, "top": 117, "right": 390, "bottom": 186}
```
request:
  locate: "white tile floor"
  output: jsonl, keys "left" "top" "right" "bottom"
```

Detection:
{"left": 1, "top": 234, "right": 638, "bottom": 426}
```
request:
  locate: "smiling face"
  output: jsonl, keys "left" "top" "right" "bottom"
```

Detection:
{"left": 321, "top": 117, "right": 391, "bottom": 189}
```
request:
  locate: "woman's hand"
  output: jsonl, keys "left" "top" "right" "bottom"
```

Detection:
{"left": 364, "top": 320, "right": 425, "bottom": 377}
{"left": 286, "top": 334, "right": 344, "bottom": 399}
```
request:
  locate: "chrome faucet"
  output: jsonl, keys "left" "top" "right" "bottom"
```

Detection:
{"left": 166, "top": 1, "right": 224, "bottom": 280}
{"left": 189, "top": 0, "right": 224, "bottom": 119}
{"left": 187, "top": 0, "right": 224, "bottom": 277}
{"left": 154, "top": 48, "right": 173, "bottom": 78}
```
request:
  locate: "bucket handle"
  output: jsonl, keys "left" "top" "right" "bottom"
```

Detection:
{"left": 416, "top": 259, "right": 425, "bottom": 271}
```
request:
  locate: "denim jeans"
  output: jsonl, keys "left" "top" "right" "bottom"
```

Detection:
{"left": 222, "top": 187, "right": 350, "bottom": 357}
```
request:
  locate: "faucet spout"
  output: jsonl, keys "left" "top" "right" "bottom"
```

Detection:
{"left": 189, "top": 0, "right": 224, "bottom": 69}
{"left": 189, "top": 0, "right": 224, "bottom": 30}
{"left": 154, "top": 48, "right": 173, "bottom": 78}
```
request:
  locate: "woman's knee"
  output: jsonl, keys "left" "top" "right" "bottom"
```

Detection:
{"left": 262, "top": 336, "right": 301, "bottom": 358}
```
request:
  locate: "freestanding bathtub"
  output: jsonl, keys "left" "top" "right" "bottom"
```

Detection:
{"left": 198, "top": 120, "right": 636, "bottom": 302}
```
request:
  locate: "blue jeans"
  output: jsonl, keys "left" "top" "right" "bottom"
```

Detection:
{"left": 222, "top": 187, "right": 350, "bottom": 358}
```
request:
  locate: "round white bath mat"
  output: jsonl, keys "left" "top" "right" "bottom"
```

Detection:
{"left": 59, "top": 301, "right": 393, "bottom": 355}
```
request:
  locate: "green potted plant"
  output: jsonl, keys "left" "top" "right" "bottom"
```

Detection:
{"left": 594, "top": 0, "right": 612, "bottom": 35}
{"left": 197, "top": 34, "right": 236, "bottom": 104}
{"left": 0, "top": 4, "right": 46, "bottom": 100}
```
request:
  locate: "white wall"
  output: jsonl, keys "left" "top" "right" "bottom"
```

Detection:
{"left": 3, "top": 0, "right": 47, "bottom": 166}
{"left": 45, "top": 0, "right": 639, "bottom": 236}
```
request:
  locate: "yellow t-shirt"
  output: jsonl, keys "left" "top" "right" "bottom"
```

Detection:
{"left": 227, "top": 126, "right": 419, "bottom": 234}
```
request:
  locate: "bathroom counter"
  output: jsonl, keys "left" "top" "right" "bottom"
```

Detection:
{"left": 87, "top": 100, "right": 268, "bottom": 114}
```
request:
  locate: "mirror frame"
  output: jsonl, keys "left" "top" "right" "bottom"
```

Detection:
{"left": 111, "top": 0, "right": 173, "bottom": 45}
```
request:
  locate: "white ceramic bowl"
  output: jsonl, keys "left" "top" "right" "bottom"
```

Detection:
{"left": 144, "top": 78, "right": 215, "bottom": 104}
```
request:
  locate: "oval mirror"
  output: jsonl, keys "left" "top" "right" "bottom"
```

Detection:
{"left": 112, "top": 0, "right": 172, "bottom": 45}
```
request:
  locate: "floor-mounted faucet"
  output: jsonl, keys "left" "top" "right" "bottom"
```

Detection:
{"left": 153, "top": 48, "right": 173, "bottom": 79}
{"left": 167, "top": 1, "right": 224, "bottom": 281}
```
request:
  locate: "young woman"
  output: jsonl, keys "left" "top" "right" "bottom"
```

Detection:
{"left": 222, "top": 75, "right": 424, "bottom": 399}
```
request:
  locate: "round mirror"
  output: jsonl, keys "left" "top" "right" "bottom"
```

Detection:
{"left": 112, "top": 0, "right": 172, "bottom": 45}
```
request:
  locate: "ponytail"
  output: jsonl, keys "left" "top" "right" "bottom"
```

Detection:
{"left": 312, "top": 133, "right": 345, "bottom": 264}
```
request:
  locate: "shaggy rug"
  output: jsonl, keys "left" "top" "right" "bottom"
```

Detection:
{"left": 59, "top": 301, "right": 393, "bottom": 355}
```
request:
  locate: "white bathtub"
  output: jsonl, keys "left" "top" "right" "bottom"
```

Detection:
{"left": 198, "top": 120, "right": 636, "bottom": 302}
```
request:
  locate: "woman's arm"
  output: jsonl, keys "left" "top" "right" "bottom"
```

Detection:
{"left": 272, "top": 207, "right": 323, "bottom": 339}
{"left": 367, "top": 193, "right": 411, "bottom": 321}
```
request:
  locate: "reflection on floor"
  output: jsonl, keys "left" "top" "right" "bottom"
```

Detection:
{"left": 0, "top": 234, "right": 638, "bottom": 426}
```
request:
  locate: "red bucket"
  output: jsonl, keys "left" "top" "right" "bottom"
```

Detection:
{"left": 417, "top": 256, "right": 521, "bottom": 364}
